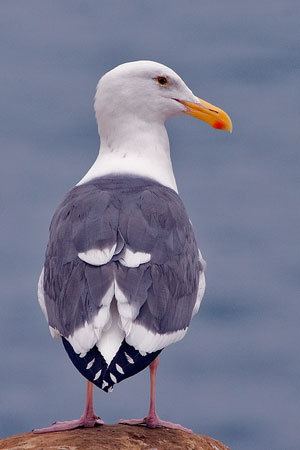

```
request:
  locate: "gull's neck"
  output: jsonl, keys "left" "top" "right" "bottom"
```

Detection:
{"left": 77, "top": 118, "right": 178, "bottom": 192}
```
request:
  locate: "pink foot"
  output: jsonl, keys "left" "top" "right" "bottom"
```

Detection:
{"left": 119, "top": 416, "right": 192, "bottom": 433}
{"left": 33, "top": 415, "right": 104, "bottom": 433}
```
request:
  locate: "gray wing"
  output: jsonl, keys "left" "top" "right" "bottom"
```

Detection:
{"left": 38, "top": 177, "right": 204, "bottom": 357}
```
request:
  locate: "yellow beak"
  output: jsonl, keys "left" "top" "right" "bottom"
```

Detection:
{"left": 179, "top": 97, "right": 233, "bottom": 133}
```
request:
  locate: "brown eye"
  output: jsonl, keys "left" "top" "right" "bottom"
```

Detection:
{"left": 157, "top": 76, "right": 168, "bottom": 86}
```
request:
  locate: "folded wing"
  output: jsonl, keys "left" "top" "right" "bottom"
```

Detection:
{"left": 38, "top": 177, "right": 205, "bottom": 389}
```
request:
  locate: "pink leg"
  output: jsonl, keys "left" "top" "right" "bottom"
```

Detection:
{"left": 119, "top": 357, "right": 192, "bottom": 433}
{"left": 33, "top": 381, "right": 104, "bottom": 433}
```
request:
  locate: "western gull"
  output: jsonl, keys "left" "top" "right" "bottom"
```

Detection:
{"left": 35, "top": 60, "right": 232, "bottom": 433}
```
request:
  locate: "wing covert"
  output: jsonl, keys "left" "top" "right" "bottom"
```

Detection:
{"left": 39, "top": 176, "right": 204, "bottom": 359}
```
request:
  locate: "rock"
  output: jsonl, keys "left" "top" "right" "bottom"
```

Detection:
{"left": 0, "top": 425, "right": 230, "bottom": 450}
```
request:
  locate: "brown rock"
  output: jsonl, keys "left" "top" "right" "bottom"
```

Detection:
{"left": 0, "top": 425, "right": 230, "bottom": 450}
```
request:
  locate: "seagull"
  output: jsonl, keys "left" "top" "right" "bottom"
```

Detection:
{"left": 35, "top": 60, "right": 232, "bottom": 433}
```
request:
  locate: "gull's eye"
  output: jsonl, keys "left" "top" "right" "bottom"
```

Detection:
{"left": 156, "top": 76, "right": 168, "bottom": 86}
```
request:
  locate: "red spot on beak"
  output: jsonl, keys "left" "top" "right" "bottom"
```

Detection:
{"left": 213, "top": 120, "right": 225, "bottom": 130}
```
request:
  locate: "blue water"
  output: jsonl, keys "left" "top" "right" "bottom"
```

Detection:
{"left": 0, "top": 2, "right": 299, "bottom": 449}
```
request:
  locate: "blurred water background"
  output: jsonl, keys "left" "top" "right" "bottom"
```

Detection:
{"left": 0, "top": 1, "right": 299, "bottom": 449}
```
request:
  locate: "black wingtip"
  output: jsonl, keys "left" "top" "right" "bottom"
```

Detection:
{"left": 62, "top": 337, "right": 161, "bottom": 392}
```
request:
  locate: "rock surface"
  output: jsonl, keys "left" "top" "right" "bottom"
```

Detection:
{"left": 0, "top": 425, "right": 230, "bottom": 450}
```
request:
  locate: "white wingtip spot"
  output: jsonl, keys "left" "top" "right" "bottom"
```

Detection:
{"left": 125, "top": 352, "right": 134, "bottom": 364}
{"left": 94, "top": 369, "right": 102, "bottom": 381}
{"left": 86, "top": 358, "right": 95, "bottom": 370}
{"left": 116, "top": 364, "right": 124, "bottom": 374}
{"left": 110, "top": 373, "right": 117, "bottom": 383}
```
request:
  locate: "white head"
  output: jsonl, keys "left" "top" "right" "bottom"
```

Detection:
{"left": 78, "top": 61, "right": 232, "bottom": 190}
{"left": 95, "top": 61, "right": 197, "bottom": 127}
{"left": 94, "top": 60, "right": 232, "bottom": 138}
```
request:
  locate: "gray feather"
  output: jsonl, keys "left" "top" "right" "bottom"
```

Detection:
{"left": 43, "top": 176, "right": 202, "bottom": 337}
